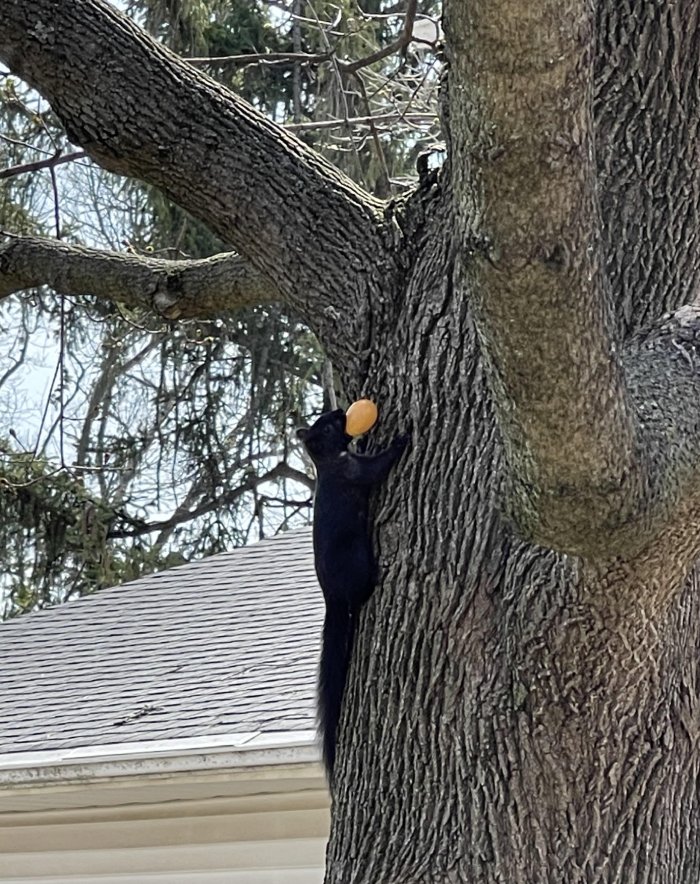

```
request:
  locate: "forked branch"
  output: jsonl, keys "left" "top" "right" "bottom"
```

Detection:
{"left": 442, "top": 1, "right": 644, "bottom": 556}
{"left": 444, "top": 0, "right": 700, "bottom": 566}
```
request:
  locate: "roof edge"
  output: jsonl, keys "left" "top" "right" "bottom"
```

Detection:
{"left": 0, "top": 730, "right": 320, "bottom": 787}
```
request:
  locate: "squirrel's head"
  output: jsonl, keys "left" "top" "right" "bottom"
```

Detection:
{"left": 296, "top": 408, "right": 351, "bottom": 464}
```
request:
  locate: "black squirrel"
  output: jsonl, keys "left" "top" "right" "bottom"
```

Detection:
{"left": 296, "top": 407, "right": 409, "bottom": 779}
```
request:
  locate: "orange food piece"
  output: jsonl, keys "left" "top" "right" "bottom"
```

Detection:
{"left": 345, "top": 399, "right": 378, "bottom": 436}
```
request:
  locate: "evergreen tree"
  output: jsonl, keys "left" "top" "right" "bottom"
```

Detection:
{"left": 0, "top": 0, "right": 441, "bottom": 614}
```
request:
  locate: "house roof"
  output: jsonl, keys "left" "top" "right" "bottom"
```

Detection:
{"left": 0, "top": 528, "right": 322, "bottom": 756}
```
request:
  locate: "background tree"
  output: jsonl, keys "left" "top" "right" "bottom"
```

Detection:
{"left": 2, "top": 0, "right": 699, "bottom": 881}
{"left": 0, "top": 0, "right": 441, "bottom": 614}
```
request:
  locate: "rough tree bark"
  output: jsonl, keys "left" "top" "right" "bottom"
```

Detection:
{"left": 0, "top": 236, "right": 277, "bottom": 317}
{"left": 3, "top": 0, "right": 700, "bottom": 881}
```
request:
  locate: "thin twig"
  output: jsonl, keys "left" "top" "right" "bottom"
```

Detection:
{"left": 342, "top": 0, "right": 418, "bottom": 74}
{"left": 0, "top": 150, "right": 87, "bottom": 180}
{"left": 292, "top": 0, "right": 303, "bottom": 124}
{"left": 186, "top": 50, "right": 332, "bottom": 67}
{"left": 323, "top": 358, "right": 337, "bottom": 409}
{"left": 108, "top": 461, "right": 311, "bottom": 538}
{"left": 306, "top": 0, "right": 368, "bottom": 189}
{"left": 186, "top": 0, "right": 420, "bottom": 78}
{"left": 352, "top": 71, "right": 391, "bottom": 195}
{"left": 285, "top": 112, "right": 434, "bottom": 131}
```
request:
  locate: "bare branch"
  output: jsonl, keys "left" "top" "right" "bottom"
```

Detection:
{"left": 108, "top": 461, "right": 313, "bottom": 538}
{"left": 0, "top": 150, "right": 87, "bottom": 180}
{"left": 342, "top": 0, "right": 418, "bottom": 74}
{"left": 186, "top": 0, "right": 420, "bottom": 76}
{"left": 187, "top": 51, "right": 332, "bottom": 67}
{"left": 284, "top": 113, "right": 435, "bottom": 132}
{"left": 0, "top": 235, "right": 278, "bottom": 317}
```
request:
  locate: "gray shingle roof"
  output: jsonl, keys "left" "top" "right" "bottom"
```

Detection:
{"left": 0, "top": 528, "right": 321, "bottom": 754}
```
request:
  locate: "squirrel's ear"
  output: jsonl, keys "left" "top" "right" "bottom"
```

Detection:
{"left": 296, "top": 427, "right": 308, "bottom": 441}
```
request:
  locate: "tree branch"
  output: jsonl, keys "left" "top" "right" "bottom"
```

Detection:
{"left": 0, "top": 0, "right": 394, "bottom": 359}
{"left": 342, "top": 0, "right": 418, "bottom": 74}
{"left": 187, "top": 51, "right": 333, "bottom": 68}
{"left": 285, "top": 112, "right": 434, "bottom": 132}
{"left": 443, "top": 1, "right": 700, "bottom": 568}
{"left": 0, "top": 235, "right": 278, "bottom": 318}
{"left": 444, "top": 0, "right": 647, "bottom": 557}
{"left": 107, "top": 461, "right": 312, "bottom": 538}
{"left": 186, "top": 0, "right": 420, "bottom": 75}
{"left": 0, "top": 150, "right": 87, "bottom": 179}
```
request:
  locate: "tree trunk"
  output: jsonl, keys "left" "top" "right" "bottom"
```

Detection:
{"left": 330, "top": 198, "right": 700, "bottom": 877}
{"left": 325, "top": 4, "right": 700, "bottom": 882}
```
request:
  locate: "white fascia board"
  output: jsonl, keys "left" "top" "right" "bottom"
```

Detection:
{"left": 0, "top": 730, "right": 320, "bottom": 786}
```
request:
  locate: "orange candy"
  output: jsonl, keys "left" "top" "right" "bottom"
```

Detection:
{"left": 345, "top": 399, "right": 378, "bottom": 437}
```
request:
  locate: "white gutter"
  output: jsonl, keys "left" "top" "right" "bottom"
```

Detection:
{"left": 0, "top": 730, "right": 320, "bottom": 787}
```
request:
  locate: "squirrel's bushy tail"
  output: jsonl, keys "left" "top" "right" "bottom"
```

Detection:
{"left": 318, "top": 601, "right": 356, "bottom": 779}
